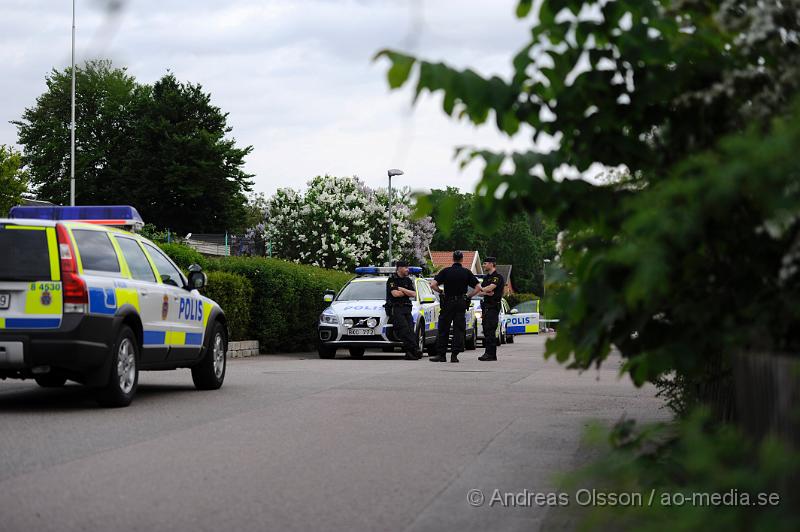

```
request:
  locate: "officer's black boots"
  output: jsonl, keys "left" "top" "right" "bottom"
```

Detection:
{"left": 478, "top": 353, "right": 497, "bottom": 361}
{"left": 404, "top": 352, "right": 417, "bottom": 360}
{"left": 429, "top": 354, "right": 446, "bottom": 362}
{"left": 450, "top": 353, "right": 460, "bottom": 363}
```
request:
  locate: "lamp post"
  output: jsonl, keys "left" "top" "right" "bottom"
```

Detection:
{"left": 542, "top": 258, "right": 551, "bottom": 332}
{"left": 70, "top": 0, "right": 77, "bottom": 206}
{"left": 387, "top": 168, "right": 404, "bottom": 265}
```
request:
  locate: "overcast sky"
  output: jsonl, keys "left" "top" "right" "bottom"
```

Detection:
{"left": 1, "top": 0, "right": 540, "bottom": 197}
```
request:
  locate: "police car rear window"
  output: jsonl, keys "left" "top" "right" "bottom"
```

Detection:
{"left": 0, "top": 226, "right": 52, "bottom": 281}
{"left": 72, "top": 229, "right": 120, "bottom": 273}
{"left": 337, "top": 280, "right": 386, "bottom": 301}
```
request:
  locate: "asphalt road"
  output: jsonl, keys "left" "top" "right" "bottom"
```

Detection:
{"left": 0, "top": 335, "right": 664, "bottom": 532}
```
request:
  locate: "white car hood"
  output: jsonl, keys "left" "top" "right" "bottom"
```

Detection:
{"left": 330, "top": 300, "right": 387, "bottom": 317}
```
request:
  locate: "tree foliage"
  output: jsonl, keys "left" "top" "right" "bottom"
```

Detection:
{"left": 0, "top": 145, "right": 29, "bottom": 217}
{"left": 252, "top": 175, "right": 435, "bottom": 271}
{"left": 427, "top": 187, "right": 557, "bottom": 294}
{"left": 378, "top": 1, "right": 800, "bottom": 389}
{"left": 14, "top": 60, "right": 253, "bottom": 233}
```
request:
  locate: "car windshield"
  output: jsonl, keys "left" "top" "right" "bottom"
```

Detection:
{"left": 337, "top": 280, "right": 386, "bottom": 301}
{"left": 513, "top": 300, "right": 539, "bottom": 313}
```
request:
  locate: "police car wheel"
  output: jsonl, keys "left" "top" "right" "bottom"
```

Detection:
{"left": 318, "top": 345, "right": 336, "bottom": 359}
{"left": 500, "top": 329, "right": 506, "bottom": 344}
{"left": 507, "top": 334, "right": 515, "bottom": 344}
{"left": 465, "top": 325, "right": 477, "bottom": 350}
{"left": 96, "top": 325, "right": 139, "bottom": 408}
{"left": 34, "top": 372, "right": 68, "bottom": 388}
{"left": 192, "top": 321, "right": 227, "bottom": 390}
{"left": 416, "top": 323, "right": 425, "bottom": 354}
{"left": 348, "top": 347, "right": 365, "bottom": 358}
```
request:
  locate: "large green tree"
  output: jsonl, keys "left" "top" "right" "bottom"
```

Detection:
{"left": 14, "top": 60, "right": 143, "bottom": 205}
{"left": 14, "top": 61, "right": 253, "bottom": 233}
{"left": 118, "top": 74, "right": 253, "bottom": 233}
{"left": 0, "top": 145, "right": 29, "bottom": 216}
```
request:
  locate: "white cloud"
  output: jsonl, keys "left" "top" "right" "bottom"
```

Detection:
{"left": 1, "top": 0, "right": 537, "bottom": 197}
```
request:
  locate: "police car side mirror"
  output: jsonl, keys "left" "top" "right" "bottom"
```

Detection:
{"left": 323, "top": 289, "right": 335, "bottom": 303}
{"left": 188, "top": 270, "right": 207, "bottom": 290}
{"left": 510, "top": 308, "right": 519, "bottom": 314}
{"left": 421, "top": 295, "right": 435, "bottom": 303}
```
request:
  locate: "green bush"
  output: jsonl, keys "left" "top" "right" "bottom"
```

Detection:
{"left": 201, "top": 271, "right": 252, "bottom": 341}
{"left": 506, "top": 292, "right": 538, "bottom": 309}
{"left": 562, "top": 410, "right": 800, "bottom": 532}
{"left": 209, "top": 257, "right": 352, "bottom": 352}
{"left": 157, "top": 242, "right": 209, "bottom": 270}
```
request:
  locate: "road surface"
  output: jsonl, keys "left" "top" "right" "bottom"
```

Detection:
{"left": 0, "top": 334, "right": 664, "bottom": 531}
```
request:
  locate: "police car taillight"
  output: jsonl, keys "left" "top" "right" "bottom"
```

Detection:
{"left": 56, "top": 223, "right": 88, "bottom": 312}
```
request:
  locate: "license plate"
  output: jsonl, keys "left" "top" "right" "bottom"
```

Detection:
{"left": 0, "top": 293, "right": 9, "bottom": 310}
{"left": 349, "top": 328, "right": 373, "bottom": 336}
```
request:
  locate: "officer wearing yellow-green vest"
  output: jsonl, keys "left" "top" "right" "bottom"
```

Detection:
{"left": 478, "top": 256, "right": 505, "bottom": 362}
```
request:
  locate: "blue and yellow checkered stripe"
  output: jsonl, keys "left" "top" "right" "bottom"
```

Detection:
{"left": 507, "top": 323, "right": 539, "bottom": 334}
{"left": 143, "top": 330, "right": 204, "bottom": 346}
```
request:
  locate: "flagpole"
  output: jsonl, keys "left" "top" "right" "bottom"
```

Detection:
{"left": 70, "top": 0, "right": 76, "bottom": 206}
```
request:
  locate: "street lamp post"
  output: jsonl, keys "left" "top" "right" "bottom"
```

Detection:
{"left": 542, "top": 258, "right": 551, "bottom": 333}
{"left": 70, "top": 0, "right": 77, "bottom": 206}
{"left": 387, "top": 169, "right": 404, "bottom": 265}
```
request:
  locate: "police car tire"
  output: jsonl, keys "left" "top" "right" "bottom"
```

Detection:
{"left": 34, "top": 372, "right": 68, "bottom": 388}
{"left": 192, "top": 321, "right": 227, "bottom": 390}
{"left": 416, "top": 322, "right": 425, "bottom": 354}
{"left": 318, "top": 345, "right": 336, "bottom": 359}
{"left": 465, "top": 325, "right": 477, "bottom": 350}
{"left": 349, "top": 347, "right": 365, "bottom": 358}
{"left": 507, "top": 334, "right": 515, "bottom": 344}
{"left": 96, "top": 325, "right": 139, "bottom": 408}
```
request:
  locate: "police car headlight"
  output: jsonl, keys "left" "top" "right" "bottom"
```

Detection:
{"left": 320, "top": 310, "right": 339, "bottom": 325}
{"left": 475, "top": 310, "right": 482, "bottom": 319}
{"left": 343, "top": 318, "right": 354, "bottom": 328}
{"left": 366, "top": 318, "right": 378, "bottom": 328}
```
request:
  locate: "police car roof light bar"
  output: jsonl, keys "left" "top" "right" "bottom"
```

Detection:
{"left": 9, "top": 205, "right": 145, "bottom": 231}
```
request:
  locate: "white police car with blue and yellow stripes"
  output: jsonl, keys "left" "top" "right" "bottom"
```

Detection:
{"left": 317, "top": 266, "right": 440, "bottom": 358}
{"left": 0, "top": 206, "right": 227, "bottom": 407}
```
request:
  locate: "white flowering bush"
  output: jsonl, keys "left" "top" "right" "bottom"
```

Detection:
{"left": 256, "top": 175, "right": 435, "bottom": 270}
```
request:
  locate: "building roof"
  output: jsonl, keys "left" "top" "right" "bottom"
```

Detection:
{"left": 429, "top": 250, "right": 483, "bottom": 274}
{"left": 495, "top": 264, "right": 512, "bottom": 281}
{"left": 495, "top": 264, "right": 514, "bottom": 293}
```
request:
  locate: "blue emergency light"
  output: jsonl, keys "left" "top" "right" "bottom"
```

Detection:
{"left": 9, "top": 205, "right": 145, "bottom": 230}
{"left": 355, "top": 266, "right": 423, "bottom": 275}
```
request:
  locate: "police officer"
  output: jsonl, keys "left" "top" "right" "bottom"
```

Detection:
{"left": 478, "top": 257, "right": 505, "bottom": 361}
{"left": 429, "top": 251, "right": 481, "bottom": 363}
{"left": 386, "top": 260, "right": 422, "bottom": 360}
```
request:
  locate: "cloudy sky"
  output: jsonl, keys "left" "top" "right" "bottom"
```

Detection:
{"left": 2, "top": 0, "right": 539, "bottom": 197}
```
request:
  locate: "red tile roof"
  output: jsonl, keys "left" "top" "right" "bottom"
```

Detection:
{"left": 429, "top": 251, "right": 482, "bottom": 273}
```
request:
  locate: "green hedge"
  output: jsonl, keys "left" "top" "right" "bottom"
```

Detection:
{"left": 157, "top": 242, "right": 209, "bottom": 270}
{"left": 209, "top": 257, "right": 352, "bottom": 352}
{"left": 506, "top": 292, "right": 539, "bottom": 309}
{"left": 201, "top": 271, "right": 252, "bottom": 341}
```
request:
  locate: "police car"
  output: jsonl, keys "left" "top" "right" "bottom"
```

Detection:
{"left": 0, "top": 206, "right": 227, "bottom": 407}
{"left": 506, "top": 300, "right": 540, "bottom": 335}
{"left": 473, "top": 296, "right": 513, "bottom": 345}
{"left": 317, "top": 266, "right": 441, "bottom": 358}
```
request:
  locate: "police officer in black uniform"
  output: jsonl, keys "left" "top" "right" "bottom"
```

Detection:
{"left": 386, "top": 260, "right": 422, "bottom": 360}
{"left": 429, "top": 251, "right": 481, "bottom": 363}
{"left": 478, "top": 257, "right": 505, "bottom": 361}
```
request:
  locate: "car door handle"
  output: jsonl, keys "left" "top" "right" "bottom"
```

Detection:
{"left": 139, "top": 289, "right": 149, "bottom": 296}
